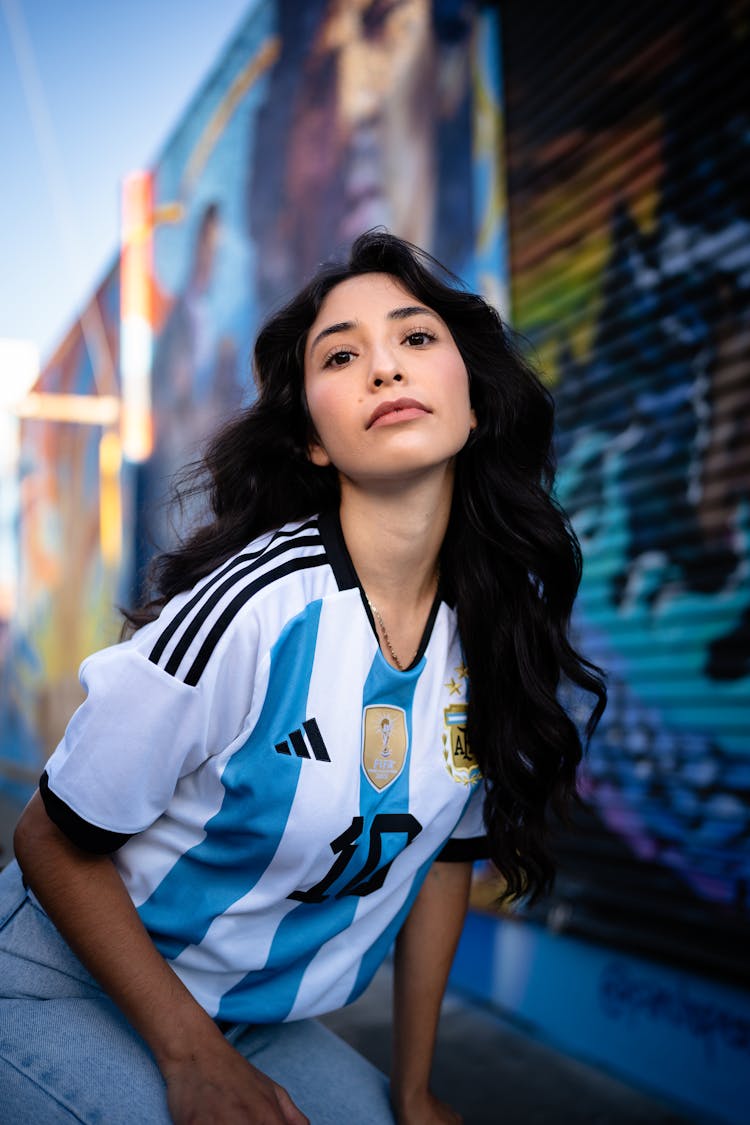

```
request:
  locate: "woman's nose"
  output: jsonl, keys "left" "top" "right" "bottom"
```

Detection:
{"left": 372, "top": 371, "right": 404, "bottom": 388}
{"left": 369, "top": 347, "right": 404, "bottom": 389}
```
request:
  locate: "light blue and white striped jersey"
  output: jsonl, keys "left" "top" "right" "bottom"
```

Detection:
{"left": 42, "top": 512, "right": 486, "bottom": 1023}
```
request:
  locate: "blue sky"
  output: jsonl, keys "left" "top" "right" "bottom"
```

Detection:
{"left": 0, "top": 0, "right": 252, "bottom": 363}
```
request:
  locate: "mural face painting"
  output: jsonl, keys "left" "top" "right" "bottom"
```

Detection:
{"left": 145, "top": 0, "right": 477, "bottom": 554}
{"left": 248, "top": 0, "right": 476, "bottom": 319}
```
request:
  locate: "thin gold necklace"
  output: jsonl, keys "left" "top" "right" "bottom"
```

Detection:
{"left": 366, "top": 567, "right": 440, "bottom": 672}
{"left": 366, "top": 599, "right": 417, "bottom": 671}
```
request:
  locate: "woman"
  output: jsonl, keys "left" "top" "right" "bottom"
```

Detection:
{"left": 0, "top": 232, "right": 605, "bottom": 1124}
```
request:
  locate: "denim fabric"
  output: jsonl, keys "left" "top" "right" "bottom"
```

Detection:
{"left": 0, "top": 862, "right": 394, "bottom": 1123}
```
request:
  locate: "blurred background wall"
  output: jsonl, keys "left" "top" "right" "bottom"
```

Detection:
{"left": 0, "top": 1, "right": 748, "bottom": 1121}
{"left": 462, "top": 4, "right": 749, "bottom": 1119}
{"left": 502, "top": 0, "right": 750, "bottom": 982}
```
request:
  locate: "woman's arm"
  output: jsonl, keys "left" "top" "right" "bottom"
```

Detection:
{"left": 13, "top": 792, "right": 308, "bottom": 1125}
{"left": 391, "top": 859, "right": 473, "bottom": 1125}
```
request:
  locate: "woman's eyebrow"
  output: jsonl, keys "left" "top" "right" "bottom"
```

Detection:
{"left": 309, "top": 306, "right": 440, "bottom": 356}
{"left": 387, "top": 305, "right": 440, "bottom": 321}
{"left": 309, "top": 320, "right": 357, "bottom": 355}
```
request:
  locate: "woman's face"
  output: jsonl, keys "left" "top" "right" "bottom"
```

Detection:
{"left": 303, "top": 272, "right": 476, "bottom": 486}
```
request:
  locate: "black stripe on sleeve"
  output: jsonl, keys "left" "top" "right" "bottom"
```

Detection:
{"left": 162, "top": 539, "right": 323, "bottom": 678}
{"left": 184, "top": 554, "right": 329, "bottom": 686}
{"left": 39, "top": 772, "right": 133, "bottom": 854}
{"left": 436, "top": 836, "right": 489, "bottom": 863}
{"left": 149, "top": 522, "right": 320, "bottom": 667}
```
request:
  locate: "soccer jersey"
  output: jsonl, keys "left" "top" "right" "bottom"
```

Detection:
{"left": 42, "top": 511, "right": 487, "bottom": 1023}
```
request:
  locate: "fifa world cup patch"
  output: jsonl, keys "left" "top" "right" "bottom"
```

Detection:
{"left": 442, "top": 703, "right": 481, "bottom": 786}
{"left": 362, "top": 705, "right": 408, "bottom": 791}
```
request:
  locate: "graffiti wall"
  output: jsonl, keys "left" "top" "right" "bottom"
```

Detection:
{"left": 0, "top": 0, "right": 505, "bottom": 834}
{"left": 503, "top": 0, "right": 750, "bottom": 979}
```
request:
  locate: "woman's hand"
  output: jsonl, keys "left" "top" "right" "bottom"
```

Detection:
{"left": 394, "top": 1088, "right": 463, "bottom": 1125}
{"left": 163, "top": 1036, "right": 309, "bottom": 1125}
{"left": 14, "top": 795, "right": 307, "bottom": 1125}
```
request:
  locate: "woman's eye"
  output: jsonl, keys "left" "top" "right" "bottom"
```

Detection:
{"left": 404, "top": 330, "right": 435, "bottom": 346}
{"left": 323, "top": 349, "right": 355, "bottom": 368}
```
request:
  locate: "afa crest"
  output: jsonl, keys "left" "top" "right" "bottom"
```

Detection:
{"left": 362, "top": 706, "right": 408, "bottom": 791}
{"left": 442, "top": 704, "right": 481, "bottom": 787}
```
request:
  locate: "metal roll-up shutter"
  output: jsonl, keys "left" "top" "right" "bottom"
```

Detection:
{"left": 502, "top": 0, "right": 750, "bottom": 983}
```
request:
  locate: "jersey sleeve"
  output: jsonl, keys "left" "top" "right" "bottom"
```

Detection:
{"left": 42, "top": 602, "right": 262, "bottom": 852}
{"left": 436, "top": 782, "right": 489, "bottom": 862}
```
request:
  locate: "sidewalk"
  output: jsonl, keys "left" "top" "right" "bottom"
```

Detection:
{"left": 322, "top": 963, "right": 701, "bottom": 1125}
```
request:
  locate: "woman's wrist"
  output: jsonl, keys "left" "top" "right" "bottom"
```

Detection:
{"left": 114, "top": 934, "right": 230, "bottom": 1074}
{"left": 393, "top": 1083, "right": 451, "bottom": 1125}
{"left": 146, "top": 990, "right": 227, "bottom": 1073}
{"left": 391, "top": 1074, "right": 430, "bottom": 1111}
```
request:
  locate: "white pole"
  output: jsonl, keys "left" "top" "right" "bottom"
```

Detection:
{"left": 0, "top": 338, "right": 40, "bottom": 617}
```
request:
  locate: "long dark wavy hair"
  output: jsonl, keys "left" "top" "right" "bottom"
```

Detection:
{"left": 129, "top": 230, "right": 606, "bottom": 903}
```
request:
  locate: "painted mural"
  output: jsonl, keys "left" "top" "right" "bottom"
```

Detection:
{"left": 0, "top": 269, "right": 124, "bottom": 823}
{"left": 503, "top": 0, "right": 750, "bottom": 962}
{"left": 141, "top": 0, "right": 503, "bottom": 557}
{"left": 0, "top": 0, "right": 505, "bottom": 832}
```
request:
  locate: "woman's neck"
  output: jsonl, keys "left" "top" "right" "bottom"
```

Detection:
{"left": 338, "top": 466, "right": 453, "bottom": 612}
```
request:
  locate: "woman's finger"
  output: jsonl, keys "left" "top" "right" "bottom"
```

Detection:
{"left": 272, "top": 1081, "right": 310, "bottom": 1125}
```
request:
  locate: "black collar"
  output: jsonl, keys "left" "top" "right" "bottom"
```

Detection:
{"left": 317, "top": 507, "right": 444, "bottom": 670}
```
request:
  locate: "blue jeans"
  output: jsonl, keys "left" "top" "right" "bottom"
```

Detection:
{"left": 0, "top": 861, "right": 395, "bottom": 1123}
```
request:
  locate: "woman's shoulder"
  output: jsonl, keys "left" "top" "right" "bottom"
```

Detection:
{"left": 124, "top": 516, "right": 333, "bottom": 682}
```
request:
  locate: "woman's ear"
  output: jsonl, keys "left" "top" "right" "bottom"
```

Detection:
{"left": 308, "top": 437, "right": 332, "bottom": 467}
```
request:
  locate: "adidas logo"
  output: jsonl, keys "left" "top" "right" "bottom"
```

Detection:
{"left": 274, "top": 718, "right": 330, "bottom": 762}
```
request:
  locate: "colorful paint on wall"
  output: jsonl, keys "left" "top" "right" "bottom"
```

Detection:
{"left": 503, "top": 0, "right": 750, "bottom": 966}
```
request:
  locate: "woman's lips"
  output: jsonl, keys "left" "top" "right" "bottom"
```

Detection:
{"left": 367, "top": 399, "right": 431, "bottom": 428}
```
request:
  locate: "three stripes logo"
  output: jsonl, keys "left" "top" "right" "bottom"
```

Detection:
{"left": 147, "top": 520, "right": 327, "bottom": 687}
{"left": 275, "top": 718, "right": 330, "bottom": 762}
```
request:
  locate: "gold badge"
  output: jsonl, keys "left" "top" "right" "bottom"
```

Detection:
{"left": 443, "top": 704, "right": 481, "bottom": 786}
{"left": 362, "top": 706, "right": 408, "bottom": 791}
